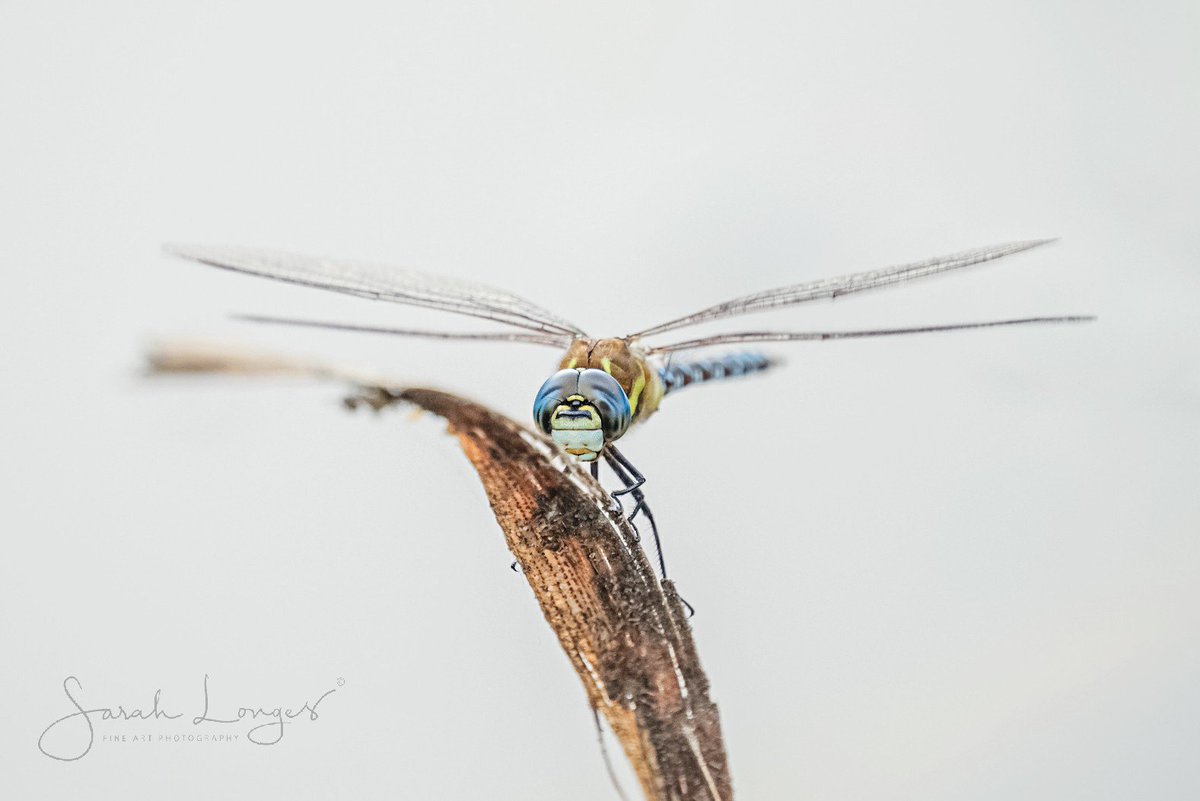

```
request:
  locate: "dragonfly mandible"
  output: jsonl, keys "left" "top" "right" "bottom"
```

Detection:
{"left": 166, "top": 239, "right": 1092, "bottom": 578}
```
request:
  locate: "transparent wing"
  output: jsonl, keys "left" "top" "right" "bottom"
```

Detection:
{"left": 645, "top": 315, "right": 1095, "bottom": 354}
{"left": 628, "top": 240, "right": 1054, "bottom": 339}
{"left": 233, "top": 314, "right": 574, "bottom": 348}
{"left": 166, "top": 244, "right": 588, "bottom": 337}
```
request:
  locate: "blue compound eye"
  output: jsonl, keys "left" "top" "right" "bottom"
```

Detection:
{"left": 576, "top": 369, "right": 631, "bottom": 441}
{"left": 532, "top": 368, "right": 632, "bottom": 442}
{"left": 533, "top": 369, "right": 578, "bottom": 434}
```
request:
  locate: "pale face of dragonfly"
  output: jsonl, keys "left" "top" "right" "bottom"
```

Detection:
{"left": 165, "top": 240, "right": 1092, "bottom": 465}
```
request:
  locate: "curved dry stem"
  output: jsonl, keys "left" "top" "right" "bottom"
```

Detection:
{"left": 148, "top": 343, "right": 733, "bottom": 801}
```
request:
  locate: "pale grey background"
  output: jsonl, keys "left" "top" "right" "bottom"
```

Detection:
{"left": 1, "top": 2, "right": 1197, "bottom": 799}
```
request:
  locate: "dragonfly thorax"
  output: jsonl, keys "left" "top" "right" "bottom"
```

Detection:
{"left": 558, "top": 338, "right": 665, "bottom": 423}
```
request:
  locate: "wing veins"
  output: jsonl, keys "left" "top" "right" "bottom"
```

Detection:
{"left": 166, "top": 244, "right": 587, "bottom": 337}
{"left": 233, "top": 314, "right": 573, "bottom": 347}
{"left": 646, "top": 315, "right": 1095, "bottom": 353}
{"left": 628, "top": 240, "right": 1055, "bottom": 339}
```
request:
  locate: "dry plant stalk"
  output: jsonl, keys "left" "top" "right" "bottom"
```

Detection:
{"left": 148, "top": 343, "right": 733, "bottom": 801}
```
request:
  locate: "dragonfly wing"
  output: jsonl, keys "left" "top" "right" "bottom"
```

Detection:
{"left": 166, "top": 244, "right": 588, "bottom": 337}
{"left": 627, "top": 240, "right": 1055, "bottom": 339}
{"left": 233, "top": 314, "right": 574, "bottom": 348}
{"left": 646, "top": 315, "right": 1095, "bottom": 354}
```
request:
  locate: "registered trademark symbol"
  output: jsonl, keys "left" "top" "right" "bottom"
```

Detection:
{"left": 336, "top": 677, "right": 345, "bottom": 686}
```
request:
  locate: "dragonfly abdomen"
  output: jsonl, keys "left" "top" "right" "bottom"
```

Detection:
{"left": 658, "top": 352, "right": 774, "bottom": 396}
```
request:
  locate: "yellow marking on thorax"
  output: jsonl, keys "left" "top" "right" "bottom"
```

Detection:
{"left": 628, "top": 371, "right": 646, "bottom": 415}
{"left": 557, "top": 338, "right": 664, "bottom": 422}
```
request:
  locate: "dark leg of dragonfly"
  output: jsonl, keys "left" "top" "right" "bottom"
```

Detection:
{"left": 604, "top": 453, "right": 700, "bottom": 618}
{"left": 605, "top": 448, "right": 695, "bottom": 617}
{"left": 607, "top": 447, "right": 656, "bottom": 541}
{"left": 603, "top": 446, "right": 666, "bottom": 578}
{"left": 601, "top": 450, "right": 640, "bottom": 543}
{"left": 607, "top": 445, "right": 645, "bottom": 498}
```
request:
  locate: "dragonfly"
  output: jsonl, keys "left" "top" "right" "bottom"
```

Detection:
{"left": 167, "top": 239, "right": 1092, "bottom": 579}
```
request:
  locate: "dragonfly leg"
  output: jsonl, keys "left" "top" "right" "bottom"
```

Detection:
{"left": 607, "top": 445, "right": 646, "bottom": 498}
{"left": 601, "top": 450, "right": 693, "bottom": 616}
{"left": 590, "top": 461, "right": 599, "bottom": 480}
{"left": 607, "top": 446, "right": 655, "bottom": 544}
{"left": 603, "top": 447, "right": 665, "bottom": 578}
{"left": 645, "top": 519, "right": 694, "bottom": 618}
{"left": 601, "top": 450, "right": 641, "bottom": 544}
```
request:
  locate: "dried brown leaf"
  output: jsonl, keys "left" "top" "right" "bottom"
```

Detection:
{"left": 148, "top": 344, "right": 733, "bottom": 800}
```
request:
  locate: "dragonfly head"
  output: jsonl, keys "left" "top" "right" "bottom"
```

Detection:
{"left": 533, "top": 368, "right": 631, "bottom": 462}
